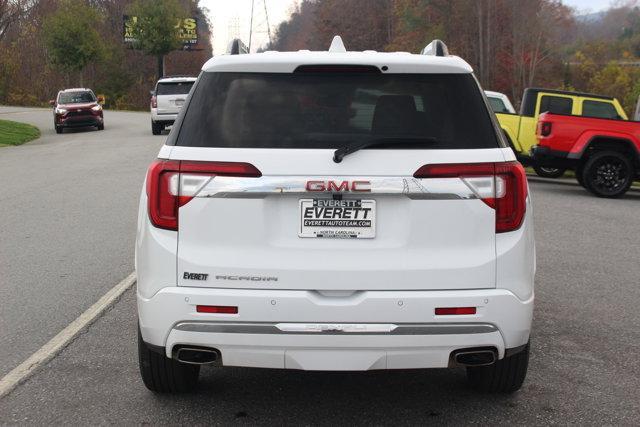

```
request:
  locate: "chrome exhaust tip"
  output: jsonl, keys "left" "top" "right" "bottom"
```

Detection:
{"left": 452, "top": 348, "right": 497, "bottom": 367}
{"left": 174, "top": 347, "right": 220, "bottom": 365}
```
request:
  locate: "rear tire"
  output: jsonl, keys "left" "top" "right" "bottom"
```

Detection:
{"left": 151, "top": 121, "right": 162, "bottom": 135}
{"left": 582, "top": 150, "right": 633, "bottom": 198}
{"left": 138, "top": 326, "right": 200, "bottom": 393}
{"left": 466, "top": 342, "right": 529, "bottom": 393}
{"left": 533, "top": 166, "right": 566, "bottom": 178}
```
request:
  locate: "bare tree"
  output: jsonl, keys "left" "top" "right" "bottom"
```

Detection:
{"left": 0, "top": 0, "right": 35, "bottom": 41}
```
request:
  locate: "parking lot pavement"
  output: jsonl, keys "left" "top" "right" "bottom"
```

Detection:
{"left": 1, "top": 180, "right": 639, "bottom": 424}
{"left": 0, "top": 107, "right": 164, "bottom": 377}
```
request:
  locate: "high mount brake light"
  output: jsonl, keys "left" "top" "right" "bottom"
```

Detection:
{"left": 413, "top": 162, "right": 527, "bottom": 233}
{"left": 146, "top": 160, "right": 261, "bottom": 231}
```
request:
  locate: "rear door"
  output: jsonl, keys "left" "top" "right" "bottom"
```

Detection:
{"left": 156, "top": 81, "right": 194, "bottom": 115}
{"left": 171, "top": 71, "right": 505, "bottom": 292}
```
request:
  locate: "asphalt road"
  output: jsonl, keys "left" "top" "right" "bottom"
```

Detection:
{"left": 1, "top": 107, "right": 639, "bottom": 424}
{"left": 0, "top": 106, "right": 164, "bottom": 377}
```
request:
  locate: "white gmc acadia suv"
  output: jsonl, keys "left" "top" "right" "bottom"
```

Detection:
{"left": 136, "top": 38, "right": 535, "bottom": 394}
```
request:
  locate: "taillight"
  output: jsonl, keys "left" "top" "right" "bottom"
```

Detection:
{"left": 146, "top": 160, "right": 261, "bottom": 231}
{"left": 538, "top": 121, "right": 552, "bottom": 137}
{"left": 494, "top": 162, "right": 528, "bottom": 233}
{"left": 413, "top": 162, "right": 527, "bottom": 233}
{"left": 150, "top": 96, "right": 157, "bottom": 108}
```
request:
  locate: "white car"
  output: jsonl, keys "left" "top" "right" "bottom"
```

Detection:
{"left": 150, "top": 76, "right": 197, "bottom": 135}
{"left": 136, "top": 38, "right": 535, "bottom": 394}
{"left": 485, "top": 90, "right": 516, "bottom": 114}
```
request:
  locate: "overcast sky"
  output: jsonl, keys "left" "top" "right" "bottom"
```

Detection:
{"left": 200, "top": 0, "right": 300, "bottom": 54}
{"left": 200, "top": 0, "right": 622, "bottom": 55}
{"left": 562, "top": 0, "right": 619, "bottom": 12}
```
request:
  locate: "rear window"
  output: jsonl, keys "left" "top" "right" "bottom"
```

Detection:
{"left": 175, "top": 72, "right": 500, "bottom": 149}
{"left": 487, "top": 97, "right": 509, "bottom": 113}
{"left": 156, "top": 81, "right": 194, "bottom": 96}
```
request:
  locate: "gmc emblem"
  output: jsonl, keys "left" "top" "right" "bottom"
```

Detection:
{"left": 305, "top": 180, "right": 371, "bottom": 192}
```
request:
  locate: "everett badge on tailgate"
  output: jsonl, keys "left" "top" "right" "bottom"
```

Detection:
{"left": 183, "top": 272, "right": 209, "bottom": 281}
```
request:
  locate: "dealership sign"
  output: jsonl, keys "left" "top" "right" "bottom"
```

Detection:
{"left": 123, "top": 15, "right": 198, "bottom": 47}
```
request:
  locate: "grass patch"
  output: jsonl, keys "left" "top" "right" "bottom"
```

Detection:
{"left": 0, "top": 119, "right": 41, "bottom": 146}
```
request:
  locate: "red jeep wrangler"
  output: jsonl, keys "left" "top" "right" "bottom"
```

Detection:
{"left": 533, "top": 112, "right": 640, "bottom": 198}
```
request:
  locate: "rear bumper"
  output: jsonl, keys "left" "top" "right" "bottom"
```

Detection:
{"left": 531, "top": 145, "right": 577, "bottom": 169}
{"left": 151, "top": 111, "right": 178, "bottom": 123}
{"left": 138, "top": 287, "right": 533, "bottom": 371}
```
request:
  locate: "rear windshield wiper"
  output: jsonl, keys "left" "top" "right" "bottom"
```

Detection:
{"left": 333, "top": 136, "right": 438, "bottom": 163}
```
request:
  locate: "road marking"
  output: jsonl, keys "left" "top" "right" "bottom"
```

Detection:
{"left": 0, "top": 272, "right": 136, "bottom": 399}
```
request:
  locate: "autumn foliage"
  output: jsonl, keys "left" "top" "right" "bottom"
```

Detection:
{"left": 0, "top": 0, "right": 212, "bottom": 110}
{"left": 271, "top": 0, "right": 640, "bottom": 114}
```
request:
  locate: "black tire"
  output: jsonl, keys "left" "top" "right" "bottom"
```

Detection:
{"left": 97, "top": 123, "right": 104, "bottom": 130}
{"left": 138, "top": 326, "right": 200, "bottom": 393}
{"left": 55, "top": 126, "right": 63, "bottom": 134}
{"left": 581, "top": 150, "right": 633, "bottom": 198}
{"left": 466, "top": 342, "right": 529, "bottom": 393}
{"left": 533, "top": 166, "right": 566, "bottom": 178}
{"left": 151, "top": 121, "right": 162, "bottom": 135}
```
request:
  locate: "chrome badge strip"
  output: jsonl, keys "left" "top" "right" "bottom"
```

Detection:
{"left": 174, "top": 321, "right": 498, "bottom": 335}
{"left": 195, "top": 176, "right": 480, "bottom": 200}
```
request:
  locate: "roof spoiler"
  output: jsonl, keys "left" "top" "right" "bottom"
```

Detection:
{"left": 161, "top": 75, "right": 195, "bottom": 79}
{"left": 421, "top": 40, "right": 449, "bottom": 57}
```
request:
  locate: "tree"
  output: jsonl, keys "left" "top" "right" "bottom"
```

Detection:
{"left": 0, "top": 0, "right": 35, "bottom": 41}
{"left": 126, "top": 0, "right": 187, "bottom": 79}
{"left": 42, "top": 0, "right": 104, "bottom": 86}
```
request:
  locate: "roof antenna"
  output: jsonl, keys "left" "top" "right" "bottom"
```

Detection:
{"left": 421, "top": 39, "right": 449, "bottom": 57}
{"left": 329, "top": 35, "right": 346, "bottom": 53}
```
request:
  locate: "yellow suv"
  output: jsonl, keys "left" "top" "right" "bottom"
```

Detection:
{"left": 495, "top": 88, "right": 627, "bottom": 177}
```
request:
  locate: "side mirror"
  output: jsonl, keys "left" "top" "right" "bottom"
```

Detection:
{"left": 49, "top": 100, "right": 55, "bottom": 106}
{"left": 149, "top": 90, "right": 155, "bottom": 96}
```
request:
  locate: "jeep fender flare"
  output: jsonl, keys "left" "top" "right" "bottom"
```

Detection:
{"left": 570, "top": 131, "right": 639, "bottom": 160}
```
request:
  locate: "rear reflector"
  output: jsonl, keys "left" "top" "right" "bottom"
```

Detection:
{"left": 413, "top": 162, "right": 527, "bottom": 233}
{"left": 146, "top": 160, "right": 261, "bottom": 231}
{"left": 196, "top": 305, "right": 238, "bottom": 314}
{"left": 435, "top": 307, "right": 476, "bottom": 315}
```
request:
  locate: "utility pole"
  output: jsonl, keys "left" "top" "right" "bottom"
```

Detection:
{"left": 248, "top": 0, "right": 255, "bottom": 52}
{"left": 263, "top": 0, "right": 272, "bottom": 47}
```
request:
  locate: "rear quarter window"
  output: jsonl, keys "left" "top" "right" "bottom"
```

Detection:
{"left": 582, "top": 100, "right": 621, "bottom": 120}
{"left": 174, "top": 72, "right": 500, "bottom": 149}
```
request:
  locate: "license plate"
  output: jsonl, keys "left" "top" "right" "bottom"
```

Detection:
{"left": 298, "top": 199, "right": 376, "bottom": 239}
